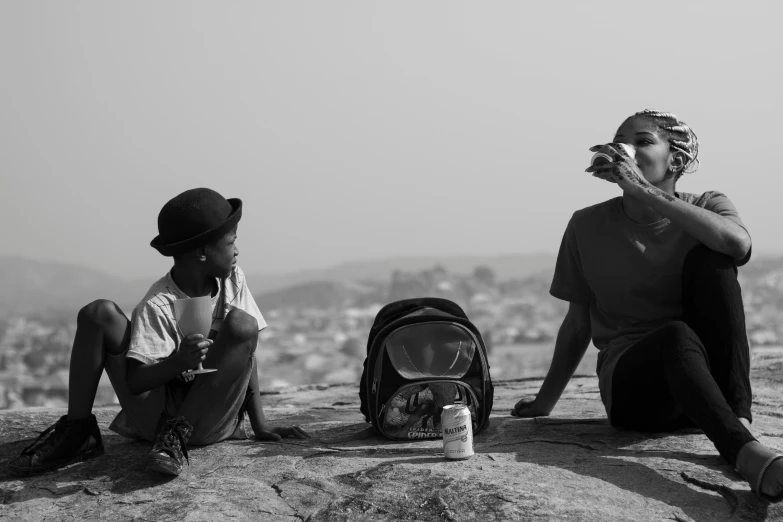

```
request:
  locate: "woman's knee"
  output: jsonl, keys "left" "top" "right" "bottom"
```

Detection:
{"left": 683, "top": 245, "right": 736, "bottom": 274}
{"left": 222, "top": 309, "right": 259, "bottom": 346}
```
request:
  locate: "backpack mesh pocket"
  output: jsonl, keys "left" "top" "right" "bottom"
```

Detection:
{"left": 381, "top": 381, "right": 478, "bottom": 440}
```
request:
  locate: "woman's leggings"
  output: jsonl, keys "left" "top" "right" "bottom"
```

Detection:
{"left": 610, "top": 245, "right": 756, "bottom": 465}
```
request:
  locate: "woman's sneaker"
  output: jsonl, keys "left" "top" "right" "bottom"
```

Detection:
{"left": 146, "top": 416, "right": 193, "bottom": 476}
{"left": 8, "top": 414, "right": 104, "bottom": 476}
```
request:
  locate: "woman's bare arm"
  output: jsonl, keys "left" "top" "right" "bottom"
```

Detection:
{"left": 511, "top": 301, "right": 592, "bottom": 416}
{"left": 590, "top": 146, "right": 751, "bottom": 261}
{"left": 639, "top": 188, "right": 751, "bottom": 260}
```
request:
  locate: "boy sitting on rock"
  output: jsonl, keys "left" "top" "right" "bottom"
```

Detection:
{"left": 9, "top": 188, "right": 308, "bottom": 477}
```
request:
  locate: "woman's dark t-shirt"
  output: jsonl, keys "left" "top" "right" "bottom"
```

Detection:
{"left": 549, "top": 191, "right": 750, "bottom": 418}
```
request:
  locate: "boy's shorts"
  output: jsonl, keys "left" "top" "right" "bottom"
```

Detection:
{"left": 104, "top": 344, "right": 250, "bottom": 445}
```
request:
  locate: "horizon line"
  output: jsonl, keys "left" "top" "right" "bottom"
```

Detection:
{"left": 3, "top": 249, "right": 783, "bottom": 280}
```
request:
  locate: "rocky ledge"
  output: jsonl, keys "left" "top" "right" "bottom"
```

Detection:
{"left": 1, "top": 348, "right": 782, "bottom": 521}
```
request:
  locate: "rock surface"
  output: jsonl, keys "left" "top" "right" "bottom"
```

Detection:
{"left": 1, "top": 348, "right": 782, "bottom": 521}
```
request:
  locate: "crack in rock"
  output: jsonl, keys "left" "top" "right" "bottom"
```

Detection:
{"left": 533, "top": 418, "right": 606, "bottom": 426}
{"left": 433, "top": 495, "right": 457, "bottom": 521}
{"left": 679, "top": 471, "right": 739, "bottom": 515}
{"left": 270, "top": 484, "right": 305, "bottom": 522}
{"left": 200, "top": 463, "right": 252, "bottom": 477}
{"left": 489, "top": 439, "right": 600, "bottom": 451}
{"left": 255, "top": 508, "right": 300, "bottom": 520}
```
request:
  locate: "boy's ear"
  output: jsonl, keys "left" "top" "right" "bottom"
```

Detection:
{"left": 197, "top": 248, "right": 207, "bottom": 262}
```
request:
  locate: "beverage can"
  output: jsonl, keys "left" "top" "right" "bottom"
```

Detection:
{"left": 591, "top": 142, "right": 635, "bottom": 167}
{"left": 441, "top": 405, "right": 474, "bottom": 460}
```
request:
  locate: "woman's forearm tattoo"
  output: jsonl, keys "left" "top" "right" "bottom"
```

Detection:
{"left": 646, "top": 187, "right": 677, "bottom": 203}
{"left": 619, "top": 169, "right": 649, "bottom": 189}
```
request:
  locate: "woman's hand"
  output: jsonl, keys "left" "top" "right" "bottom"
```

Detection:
{"left": 586, "top": 143, "right": 653, "bottom": 197}
{"left": 510, "top": 397, "right": 551, "bottom": 418}
{"left": 255, "top": 425, "right": 311, "bottom": 442}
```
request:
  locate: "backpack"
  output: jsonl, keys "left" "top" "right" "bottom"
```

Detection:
{"left": 359, "top": 297, "right": 494, "bottom": 440}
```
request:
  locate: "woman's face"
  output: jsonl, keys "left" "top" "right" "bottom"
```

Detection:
{"left": 613, "top": 117, "right": 679, "bottom": 186}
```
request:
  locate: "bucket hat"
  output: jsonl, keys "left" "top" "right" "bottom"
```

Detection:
{"left": 150, "top": 188, "right": 242, "bottom": 257}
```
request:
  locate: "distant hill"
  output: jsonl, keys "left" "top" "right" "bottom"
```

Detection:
{"left": 0, "top": 254, "right": 559, "bottom": 317}
{"left": 0, "top": 257, "right": 144, "bottom": 317}
{"left": 3, "top": 253, "right": 783, "bottom": 317}
{"left": 255, "top": 280, "right": 387, "bottom": 311}
{"left": 245, "top": 253, "right": 558, "bottom": 294}
{"left": 252, "top": 253, "right": 783, "bottom": 312}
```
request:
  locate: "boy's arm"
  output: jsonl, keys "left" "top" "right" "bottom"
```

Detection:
{"left": 126, "top": 334, "right": 211, "bottom": 395}
{"left": 247, "top": 356, "right": 309, "bottom": 440}
{"left": 511, "top": 301, "right": 592, "bottom": 417}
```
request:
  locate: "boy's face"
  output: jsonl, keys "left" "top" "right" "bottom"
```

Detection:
{"left": 203, "top": 225, "right": 239, "bottom": 278}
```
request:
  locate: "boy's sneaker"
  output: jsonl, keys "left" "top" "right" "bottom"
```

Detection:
{"left": 8, "top": 414, "right": 104, "bottom": 476}
{"left": 146, "top": 416, "right": 193, "bottom": 476}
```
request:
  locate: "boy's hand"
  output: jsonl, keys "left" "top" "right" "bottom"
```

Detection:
{"left": 510, "top": 397, "right": 551, "bottom": 418}
{"left": 255, "top": 426, "right": 311, "bottom": 442}
{"left": 173, "top": 334, "right": 212, "bottom": 372}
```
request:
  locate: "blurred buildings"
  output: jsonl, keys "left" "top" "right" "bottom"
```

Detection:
{"left": 1, "top": 264, "right": 781, "bottom": 409}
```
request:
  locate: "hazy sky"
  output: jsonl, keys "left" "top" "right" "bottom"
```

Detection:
{"left": 2, "top": 1, "right": 781, "bottom": 278}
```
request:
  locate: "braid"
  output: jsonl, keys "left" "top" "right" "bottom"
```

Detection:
{"left": 633, "top": 109, "right": 700, "bottom": 178}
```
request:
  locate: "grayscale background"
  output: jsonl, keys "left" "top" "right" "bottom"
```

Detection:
{"left": 1, "top": 1, "right": 781, "bottom": 406}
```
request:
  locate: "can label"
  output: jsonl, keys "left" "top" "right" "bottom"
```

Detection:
{"left": 441, "top": 405, "right": 474, "bottom": 459}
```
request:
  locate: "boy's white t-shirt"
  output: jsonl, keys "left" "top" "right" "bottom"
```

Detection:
{"left": 127, "top": 265, "right": 267, "bottom": 365}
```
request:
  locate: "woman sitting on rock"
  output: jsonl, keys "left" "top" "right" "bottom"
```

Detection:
{"left": 511, "top": 109, "right": 782, "bottom": 501}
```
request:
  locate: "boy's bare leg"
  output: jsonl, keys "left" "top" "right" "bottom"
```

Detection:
{"left": 174, "top": 308, "right": 257, "bottom": 444}
{"left": 145, "top": 309, "right": 257, "bottom": 476}
{"left": 68, "top": 300, "right": 130, "bottom": 419}
{"left": 8, "top": 299, "right": 129, "bottom": 476}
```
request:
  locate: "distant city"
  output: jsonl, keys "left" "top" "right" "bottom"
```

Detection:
{"left": 1, "top": 259, "right": 782, "bottom": 410}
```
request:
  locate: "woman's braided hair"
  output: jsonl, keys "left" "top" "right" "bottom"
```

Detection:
{"left": 633, "top": 109, "right": 700, "bottom": 178}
